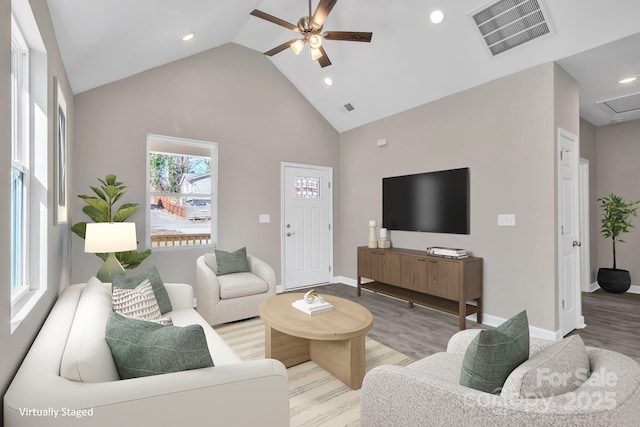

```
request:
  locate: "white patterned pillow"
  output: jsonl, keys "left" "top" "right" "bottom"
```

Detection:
{"left": 112, "top": 279, "right": 173, "bottom": 325}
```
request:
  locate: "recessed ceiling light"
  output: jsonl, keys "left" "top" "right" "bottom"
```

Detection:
{"left": 323, "top": 76, "right": 333, "bottom": 87}
{"left": 182, "top": 33, "right": 195, "bottom": 42}
{"left": 429, "top": 9, "right": 445, "bottom": 24}
{"left": 618, "top": 76, "right": 637, "bottom": 84}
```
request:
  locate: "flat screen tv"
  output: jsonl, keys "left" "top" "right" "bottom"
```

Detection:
{"left": 382, "top": 167, "right": 469, "bottom": 234}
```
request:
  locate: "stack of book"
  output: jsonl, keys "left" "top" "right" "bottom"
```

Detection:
{"left": 426, "top": 247, "right": 468, "bottom": 259}
{"left": 292, "top": 298, "right": 334, "bottom": 315}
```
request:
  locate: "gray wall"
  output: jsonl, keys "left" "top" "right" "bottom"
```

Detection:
{"left": 595, "top": 119, "right": 640, "bottom": 283}
{"left": 579, "top": 119, "right": 598, "bottom": 284}
{"left": 338, "top": 62, "right": 579, "bottom": 333}
{"left": 0, "top": 0, "right": 73, "bottom": 404}
{"left": 71, "top": 43, "right": 340, "bottom": 287}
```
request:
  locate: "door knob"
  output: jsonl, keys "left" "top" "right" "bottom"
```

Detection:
{"left": 287, "top": 232, "right": 295, "bottom": 237}
{"left": 573, "top": 241, "right": 581, "bottom": 247}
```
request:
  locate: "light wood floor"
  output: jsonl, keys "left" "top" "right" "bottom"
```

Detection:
{"left": 315, "top": 283, "right": 640, "bottom": 363}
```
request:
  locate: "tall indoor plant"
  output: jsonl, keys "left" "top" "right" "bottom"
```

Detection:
{"left": 71, "top": 174, "right": 151, "bottom": 269}
{"left": 597, "top": 192, "right": 640, "bottom": 293}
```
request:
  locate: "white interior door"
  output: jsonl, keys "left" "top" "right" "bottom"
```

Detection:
{"left": 557, "top": 128, "right": 583, "bottom": 336}
{"left": 282, "top": 164, "right": 332, "bottom": 289}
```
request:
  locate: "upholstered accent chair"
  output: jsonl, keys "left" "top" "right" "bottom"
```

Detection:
{"left": 196, "top": 254, "right": 276, "bottom": 325}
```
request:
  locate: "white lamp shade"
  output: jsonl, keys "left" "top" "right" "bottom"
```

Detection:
{"left": 85, "top": 222, "right": 137, "bottom": 253}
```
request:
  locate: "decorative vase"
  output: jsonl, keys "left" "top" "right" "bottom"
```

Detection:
{"left": 368, "top": 220, "right": 378, "bottom": 248}
{"left": 597, "top": 268, "right": 631, "bottom": 293}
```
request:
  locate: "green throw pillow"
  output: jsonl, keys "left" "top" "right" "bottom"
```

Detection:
{"left": 105, "top": 312, "right": 214, "bottom": 379}
{"left": 460, "top": 310, "right": 529, "bottom": 394}
{"left": 112, "top": 265, "right": 172, "bottom": 314}
{"left": 215, "top": 247, "right": 249, "bottom": 276}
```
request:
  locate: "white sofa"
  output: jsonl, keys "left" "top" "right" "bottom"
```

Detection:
{"left": 4, "top": 278, "right": 289, "bottom": 427}
{"left": 361, "top": 329, "right": 640, "bottom": 426}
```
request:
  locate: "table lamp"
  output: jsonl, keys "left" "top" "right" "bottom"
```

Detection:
{"left": 85, "top": 222, "right": 137, "bottom": 282}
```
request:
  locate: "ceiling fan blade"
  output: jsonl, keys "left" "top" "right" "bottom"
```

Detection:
{"left": 250, "top": 9, "right": 299, "bottom": 32}
{"left": 264, "top": 39, "right": 299, "bottom": 56}
{"left": 323, "top": 31, "right": 372, "bottom": 42}
{"left": 317, "top": 46, "right": 332, "bottom": 68}
{"left": 312, "top": 0, "right": 338, "bottom": 29}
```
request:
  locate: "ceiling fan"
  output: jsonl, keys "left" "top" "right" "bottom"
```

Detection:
{"left": 250, "top": 0, "right": 372, "bottom": 68}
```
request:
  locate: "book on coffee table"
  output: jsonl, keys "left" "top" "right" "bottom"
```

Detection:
{"left": 292, "top": 299, "right": 334, "bottom": 315}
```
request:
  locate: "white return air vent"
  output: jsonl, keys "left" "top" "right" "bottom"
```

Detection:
{"left": 471, "top": 0, "right": 554, "bottom": 57}
{"left": 596, "top": 91, "right": 640, "bottom": 116}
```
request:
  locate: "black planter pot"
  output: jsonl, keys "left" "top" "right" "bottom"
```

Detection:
{"left": 597, "top": 268, "right": 631, "bottom": 293}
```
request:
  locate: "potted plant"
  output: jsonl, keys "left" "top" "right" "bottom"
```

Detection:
{"left": 71, "top": 174, "right": 151, "bottom": 270}
{"left": 597, "top": 192, "right": 640, "bottom": 293}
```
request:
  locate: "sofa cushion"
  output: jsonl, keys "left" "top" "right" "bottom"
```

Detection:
{"left": 460, "top": 310, "right": 529, "bottom": 394}
{"left": 215, "top": 247, "right": 249, "bottom": 276}
{"left": 112, "top": 265, "right": 172, "bottom": 314}
{"left": 501, "top": 335, "right": 590, "bottom": 398}
{"left": 112, "top": 279, "right": 173, "bottom": 325}
{"left": 60, "top": 278, "right": 120, "bottom": 382}
{"left": 218, "top": 272, "right": 269, "bottom": 299}
{"left": 105, "top": 312, "right": 214, "bottom": 379}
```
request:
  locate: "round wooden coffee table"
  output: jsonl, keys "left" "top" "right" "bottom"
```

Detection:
{"left": 259, "top": 293, "right": 373, "bottom": 389}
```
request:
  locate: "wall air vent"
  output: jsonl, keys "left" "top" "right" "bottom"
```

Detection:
{"left": 596, "top": 91, "right": 640, "bottom": 115}
{"left": 471, "top": 0, "right": 554, "bottom": 57}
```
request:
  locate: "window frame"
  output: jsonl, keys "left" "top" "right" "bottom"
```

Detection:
{"left": 146, "top": 134, "right": 218, "bottom": 250}
{"left": 10, "top": 13, "right": 30, "bottom": 302}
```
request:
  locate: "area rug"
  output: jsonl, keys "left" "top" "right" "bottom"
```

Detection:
{"left": 215, "top": 317, "right": 414, "bottom": 427}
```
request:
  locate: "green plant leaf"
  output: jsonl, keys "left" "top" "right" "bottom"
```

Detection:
{"left": 105, "top": 174, "right": 117, "bottom": 185}
{"left": 82, "top": 197, "right": 110, "bottom": 216}
{"left": 113, "top": 204, "right": 139, "bottom": 222}
{"left": 104, "top": 185, "right": 122, "bottom": 200}
{"left": 71, "top": 222, "right": 87, "bottom": 239}
{"left": 90, "top": 186, "right": 107, "bottom": 201}
{"left": 82, "top": 205, "right": 110, "bottom": 223}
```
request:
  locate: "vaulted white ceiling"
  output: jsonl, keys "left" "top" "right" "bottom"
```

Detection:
{"left": 47, "top": 0, "right": 640, "bottom": 132}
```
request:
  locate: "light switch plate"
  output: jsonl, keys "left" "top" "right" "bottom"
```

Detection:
{"left": 498, "top": 214, "right": 516, "bottom": 226}
{"left": 259, "top": 214, "right": 270, "bottom": 224}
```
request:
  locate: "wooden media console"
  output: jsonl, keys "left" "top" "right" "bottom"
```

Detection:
{"left": 357, "top": 246, "right": 483, "bottom": 329}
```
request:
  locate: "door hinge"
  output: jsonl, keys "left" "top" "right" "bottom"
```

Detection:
{"left": 562, "top": 300, "right": 565, "bottom": 309}
{"left": 560, "top": 150, "right": 563, "bottom": 161}
{"left": 328, "top": 223, "right": 331, "bottom": 230}
{"left": 328, "top": 181, "right": 331, "bottom": 189}
{"left": 329, "top": 265, "right": 331, "bottom": 272}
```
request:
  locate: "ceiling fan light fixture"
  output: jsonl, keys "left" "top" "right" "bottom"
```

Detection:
{"left": 290, "top": 39, "right": 305, "bottom": 55}
{"left": 310, "top": 47, "right": 323, "bottom": 60}
{"left": 309, "top": 34, "right": 323, "bottom": 49}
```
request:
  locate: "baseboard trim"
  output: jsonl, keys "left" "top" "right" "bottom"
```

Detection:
{"left": 333, "top": 276, "right": 557, "bottom": 340}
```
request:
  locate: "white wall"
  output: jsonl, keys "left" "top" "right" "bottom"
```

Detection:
{"left": 338, "top": 62, "right": 579, "bottom": 333}
{"left": 595, "top": 119, "right": 640, "bottom": 282}
{"left": 71, "top": 43, "right": 340, "bottom": 288}
{"left": 0, "top": 0, "right": 73, "bottom": 404}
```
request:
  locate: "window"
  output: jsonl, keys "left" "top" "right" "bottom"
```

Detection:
{"left": 147, "top": 135, "right": 218, "bottom": 248}
{"left": 10, "top": 1, "right": 48, "bottom": 331}
{"left": 11, "top": 14, "right": 30, "bottom": 300}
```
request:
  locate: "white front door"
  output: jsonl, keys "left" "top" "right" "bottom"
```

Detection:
{"left": 282, "top": 164, "right": 332, "bottom": 289}
{"left": 557, "top": 128, "right": 583, "bottom": 336}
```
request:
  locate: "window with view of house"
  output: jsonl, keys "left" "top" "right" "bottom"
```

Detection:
{"left": 147, "top": 135, "right": 218, "bottom": 248}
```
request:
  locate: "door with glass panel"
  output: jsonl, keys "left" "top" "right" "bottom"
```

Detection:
{"left": 283, "top": 164, "right": 332, "bottom": 289}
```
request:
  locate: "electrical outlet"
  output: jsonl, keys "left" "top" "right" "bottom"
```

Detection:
{"left": 498, "top": 214, "right": 516, "bottom": 226}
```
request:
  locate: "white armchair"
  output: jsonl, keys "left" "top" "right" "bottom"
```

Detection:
{"left": 196, "top": 254, "right": 276, "bottom": 325}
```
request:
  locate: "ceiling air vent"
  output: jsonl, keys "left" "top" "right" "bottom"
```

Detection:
{"left": 344, "top": 103, "right": 355, "bottom": 112}
{"left": 596, "top": 91, "right": 640, "bottom": 115}
{"left": 471, "top": 0, "right": 553, "bottom": 57}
